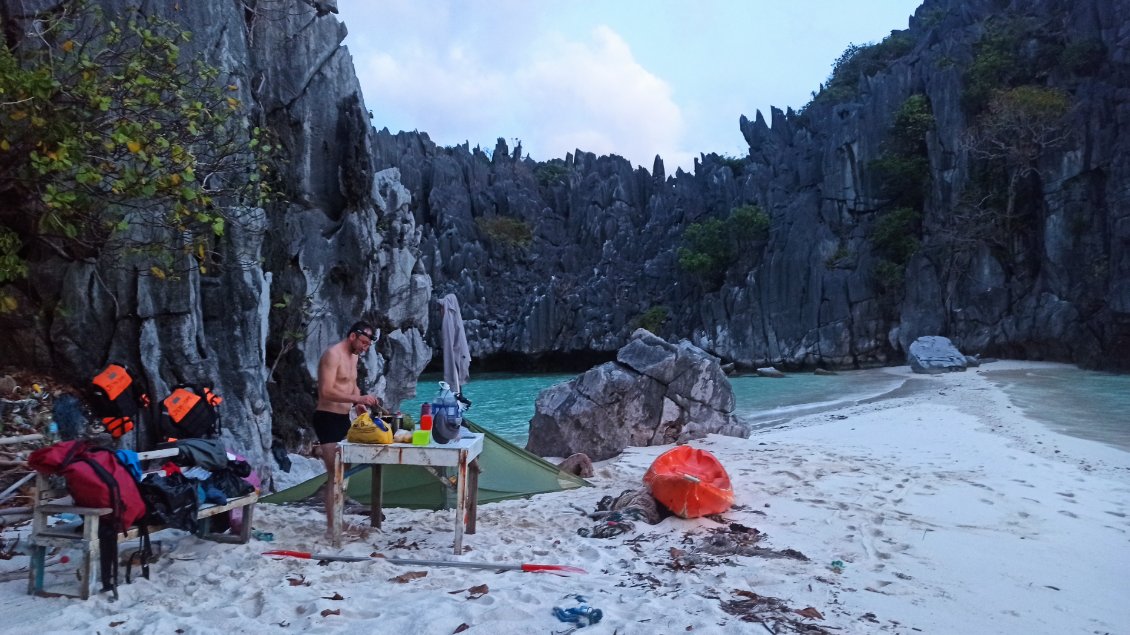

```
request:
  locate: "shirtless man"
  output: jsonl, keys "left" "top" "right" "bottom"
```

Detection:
{"left": 313, "top": 321, "right": 380, "bottom": 529}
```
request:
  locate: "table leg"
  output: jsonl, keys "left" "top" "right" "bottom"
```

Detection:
{"left": 331, "top": 445, "right": 344, "bottom": 548}
{"left": 453, "top": 449, "right": 468, "bottom": 554}
{"left": 370, "top": 465, "right": 383, "bottom": 528}
{"left": 466, "top": 459, "right": 480, "bottom": 535}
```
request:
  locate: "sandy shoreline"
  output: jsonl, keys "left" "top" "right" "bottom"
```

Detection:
{"left": 1, "top": 361, "right": 1127, "bottom": 634}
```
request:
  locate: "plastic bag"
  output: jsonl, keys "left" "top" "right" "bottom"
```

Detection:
{"left": 346, "top": 411, "right": 392, "bottom": 444}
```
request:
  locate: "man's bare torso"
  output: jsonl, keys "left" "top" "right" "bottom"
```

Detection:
{"left": 316, "top": 341, "right": 358, "bottom": 415}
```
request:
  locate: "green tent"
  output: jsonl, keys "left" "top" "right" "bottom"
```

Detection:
{"left": 262, "top": 419, "right": 589, "bottom": 509}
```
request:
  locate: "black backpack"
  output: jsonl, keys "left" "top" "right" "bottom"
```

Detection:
{"left": 137, "top": 471, "right": 199, "bottom": 533}
{"left": 90, "top": 363, "right": 149, "bottom": 438}
{"left": 160, "top": 384, "right": 222, "bottom": 440}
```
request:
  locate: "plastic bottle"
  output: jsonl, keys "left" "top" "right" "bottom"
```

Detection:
{"left": 46, "top": 420, "right": 59, "bottom": 442}
{"left": 431, "top": 381, "right": 461, "bottom": 429}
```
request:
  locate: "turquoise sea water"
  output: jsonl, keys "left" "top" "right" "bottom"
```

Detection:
{"left": 406, "top": 369, "right": 905, "bottom": 447}
{"left": 983, "top": 366, "right": 1130, "bottom": 452}
{"left": 407, "top": 365, "right": 1130, "bottom": 453}
{"left": 406, "top": 373, "right": 574, "bottom": 447}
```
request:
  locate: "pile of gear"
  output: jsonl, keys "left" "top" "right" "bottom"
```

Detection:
{"left": 20, "top": 362, "right": 257, "bottom": 597}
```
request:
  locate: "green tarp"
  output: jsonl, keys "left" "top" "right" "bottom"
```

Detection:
{"left": 262, "top": 419, "right": 589, "bottom": 509}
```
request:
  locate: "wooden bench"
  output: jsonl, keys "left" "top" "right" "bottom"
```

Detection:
{"left": 27, "top": 447, "right": 259, "bottom": 599}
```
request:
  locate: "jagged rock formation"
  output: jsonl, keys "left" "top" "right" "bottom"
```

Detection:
{"left": 373, "top": 0, "right": 1128, "bottom": 373}
{"left": 0, "top": 1, "right": 431, "bottom": 476}
{"left": 526, "top": 329, "right": 749, "bottom": 461}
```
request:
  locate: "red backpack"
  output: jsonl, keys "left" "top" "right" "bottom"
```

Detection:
{"left": 28, "top": 440, "right": 147, "bottom": 596}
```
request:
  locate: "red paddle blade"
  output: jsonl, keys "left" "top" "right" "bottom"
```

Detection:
{"left": 263, "top": 550, "right": 370, "bottom": 562}
{"left": 263, "top": 550, "right": 313, "bottom": 559}
{"left": 520, "top": 563, "right": 587, "bottom": 574}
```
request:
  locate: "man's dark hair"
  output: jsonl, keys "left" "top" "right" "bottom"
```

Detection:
{"left": 348, "top": 321, "right": 375, "bottom": 338}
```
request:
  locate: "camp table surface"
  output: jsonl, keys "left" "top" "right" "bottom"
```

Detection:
{"left": 331, "top": 432, "right": 485, "bottom": 553}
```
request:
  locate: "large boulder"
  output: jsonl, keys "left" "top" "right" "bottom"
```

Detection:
{"left": 907, "top": 336, "right": 967, "bottom": 374}
{"left": 525, "top": 329, "right": 749, "bottom": 460}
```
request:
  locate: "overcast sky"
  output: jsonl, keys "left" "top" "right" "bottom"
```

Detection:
{"left": 335, "top": 1, "right": 923, "bottom": 172}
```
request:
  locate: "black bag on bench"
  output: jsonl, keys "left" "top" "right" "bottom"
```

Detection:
{"left": 138, "top": 472, "right": 199, "bottom": 533}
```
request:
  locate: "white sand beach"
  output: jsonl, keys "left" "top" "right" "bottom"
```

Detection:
{"left": 2, "top": 361, "right": 1128, "bottom": 634}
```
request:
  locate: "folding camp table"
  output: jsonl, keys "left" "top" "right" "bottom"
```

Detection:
{"left": 330, "top": 433, "right": 484, "bottom": 553}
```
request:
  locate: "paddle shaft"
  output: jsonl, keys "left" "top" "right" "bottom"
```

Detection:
{"left": 263, "top": 550, "right": 584, "bottom": 574}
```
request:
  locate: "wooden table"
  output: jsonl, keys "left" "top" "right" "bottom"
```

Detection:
{"left": 331, "top": 433, "right": 484, "bottom": 553}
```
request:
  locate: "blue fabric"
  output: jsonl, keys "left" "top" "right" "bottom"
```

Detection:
{"left": 202, "top": 483, "right": 228, "bottom": 505}
{"left": 114, "top": 449, "right": 143, "bottom": 482}
{"left": 552, "top": 596, "right": 603, "bottom": 627}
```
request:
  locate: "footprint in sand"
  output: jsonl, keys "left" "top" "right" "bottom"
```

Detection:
{"left": 980, "top": 498, "right": 995, "bottom": 505}
{"left": 1058, "top": 510, "right": 1079, "bottom": 519}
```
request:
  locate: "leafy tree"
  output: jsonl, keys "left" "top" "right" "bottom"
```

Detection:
{"left": 962, "top": 16, "right": 1068, "bottom": 116}
{"left": 728, "top": 204, "right": 770, "bottom": 251}
{"left": 0, "top": 1, "right": 276, "bottom": 285}
{"left": 677, "top": 204, "right": 769, "bottom": 287}
{"left": 868, "top": 95, "right": 932, "bottom": 299}
{"left": 677, "top": 217, "right": 730, "bottom": 282}
{"left": 967, "top": 85, "right": 1071, "bottom": 228}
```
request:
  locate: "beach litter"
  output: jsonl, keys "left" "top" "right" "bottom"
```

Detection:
{"left": 552, "top": 594, "right": 603, "bottom": 629}
{"left": 720, "top": 590, "right": 832, "bottom": 634}
{"left": 263, "top": 550, "right": 586, "bottom": 575}
{"left": 250, "top": 529, "right": 274, "bottom": 542}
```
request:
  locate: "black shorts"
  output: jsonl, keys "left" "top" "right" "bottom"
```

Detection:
{"left": 311, "top": 411, "right": 351, "bottom": 444}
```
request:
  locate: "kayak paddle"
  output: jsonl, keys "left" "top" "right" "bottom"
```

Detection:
{"left": 262, "top": 549, "right": 586, "bottom": 575}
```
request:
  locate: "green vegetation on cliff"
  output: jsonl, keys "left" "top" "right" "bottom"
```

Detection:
{"left": 678, "top": 204, "right": 769, "bottom": 288}
{"left": 0, "top": 2, "right": 274, "bottom": 291}
{"left": 869, "top": 94, "right": 933, "bottom": 294}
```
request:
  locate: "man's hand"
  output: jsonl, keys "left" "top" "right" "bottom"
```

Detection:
{"left": 354, "top": 394, "right": 379, "bottom": 408}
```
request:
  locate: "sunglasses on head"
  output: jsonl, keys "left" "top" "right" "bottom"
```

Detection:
{"left": 352, "top": 329, "right": 376, "bottom": 341}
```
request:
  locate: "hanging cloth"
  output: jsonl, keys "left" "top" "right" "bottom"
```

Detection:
{"left": 440, "top": 294, "right": 471, "bottom": 394}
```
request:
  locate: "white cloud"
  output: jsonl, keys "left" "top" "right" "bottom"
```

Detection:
{"left": 349, "top": 19, "right": 686, "bottom": 170}
{"left": 515, "top": 26, "right": 684, "bottom": 169}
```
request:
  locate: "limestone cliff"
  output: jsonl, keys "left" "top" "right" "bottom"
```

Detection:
{"left": 371, "top": 0, "right": 1128, "bottom": 372}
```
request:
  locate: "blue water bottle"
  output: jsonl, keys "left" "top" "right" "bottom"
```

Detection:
{"left": 431, "top": 381, "right": 462, "bottom": 443}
